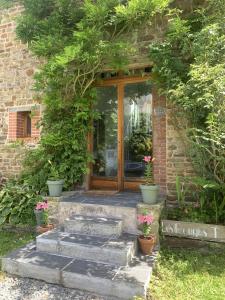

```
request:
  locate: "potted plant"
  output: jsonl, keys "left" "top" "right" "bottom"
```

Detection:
{"left": 140, "top": 156, "right": 159, "bottom": 204}
{"left": 137, "top": 210, "right": 155, "bottom": 255}
{"left": 34, "top": 201, "right": 54, "bottom": 234}
{"left": 47, "top": 160, "right": 64, "bottom": 197}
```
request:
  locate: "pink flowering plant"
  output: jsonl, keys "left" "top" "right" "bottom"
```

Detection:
{"left": 137, "top": 210, "right": 154, "bottom": 238}
{"left": 143, "top": 156, "right": 155, "bottom": 185}
{"left": 35, "top": 201, "right": 49, "bottom": 225}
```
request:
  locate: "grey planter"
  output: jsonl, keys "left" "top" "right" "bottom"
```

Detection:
{"left": 140, "top": 184, "right": 159, "bottom": 204}
{"left": 47, "top": 179, "right": 64, "bottom": 197}
{"left": 34, "top": 209, "right": 45, "bottom": 226}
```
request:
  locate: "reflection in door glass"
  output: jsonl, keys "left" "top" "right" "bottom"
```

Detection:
{"left": 93, "top": 86, "right": 118, "bottom": 177}
{"left": 124, "top": 81, "right": 152, "bottom": 178}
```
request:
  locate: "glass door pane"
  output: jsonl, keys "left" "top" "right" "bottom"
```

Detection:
{"left": 93, "top": 86, "right": 118, "bottom": 177}
{"left": 124, "top": 81, "right": 152, "bottom": 178}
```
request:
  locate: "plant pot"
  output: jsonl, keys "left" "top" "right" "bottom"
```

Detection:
{"left": 47, "top": 179, "right": 64, "bottom": 197}
{"left": 34, "top": 209, "right": 45, "bottom": 227}
{"left": 138, "top": 235, "right": 155, "bottom": 255}
{"left": 140, "top": 184, "right": 159, "bottom": 204}
{"left": 36, "top": 224, "right": 54, "bottom": 234}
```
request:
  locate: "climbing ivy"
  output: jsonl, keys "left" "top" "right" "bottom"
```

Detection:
{"left": 15, "top": 0, "right": 170, "bottom": 190}
{"left": 149, "top": 0, "right": 225, "bottom": 221}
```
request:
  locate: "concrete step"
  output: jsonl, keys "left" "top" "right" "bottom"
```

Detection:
{"left": 64, "top": 215, "right": 123, "bottom": 237}
{"left": 2, "top": 244, "right": 156, "bottom": 300}
{"left": 36, "top": 230, "right": 137, "bottom": 266}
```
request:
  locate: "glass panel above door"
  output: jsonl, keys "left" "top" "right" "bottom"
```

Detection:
{"left": 93, "top": 86, "right": 118, "bottom": 177}
{"left": 124, "top": 81, "right": 152, "bottom": 178}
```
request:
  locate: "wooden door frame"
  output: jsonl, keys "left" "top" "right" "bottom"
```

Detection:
{"left": 87, "top": 75, "right": 151, "bottom": 191}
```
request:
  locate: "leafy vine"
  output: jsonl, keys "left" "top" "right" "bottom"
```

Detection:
{"left": 15, "top": 0, "right": 170, "bottom": 190}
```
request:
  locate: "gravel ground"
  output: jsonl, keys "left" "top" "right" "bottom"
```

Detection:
{"left": 0, "top": 275, "right": 108, "bottom": 300}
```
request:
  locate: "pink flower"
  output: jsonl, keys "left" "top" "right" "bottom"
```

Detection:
{"left": 42, "top": 202, "right": 48, "bottom": 209}
{"left": 145, "top": 215, "right": 154, "bottom": 225}
{"left": 36, "top": 203, "right": 42, "bottom": 210}
{"left": 137, "top": 214, "right": 154, "bottom": 225}
{"left": 35, "top": 201, "right": 48, "bottom": 210}
{"left": 143, "top": 156, "right": 152, "bottom": 162}
{"left": 137, "top": 215, "right": 146, "bottom": 224}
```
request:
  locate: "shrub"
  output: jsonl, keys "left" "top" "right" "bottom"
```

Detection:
{"left": 0, "top": 180, "right": 42, "bottom": 226}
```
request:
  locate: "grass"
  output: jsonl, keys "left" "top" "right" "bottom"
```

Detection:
{"left": 0, "top": 231, "right": 34, "bottom": 278}
{"left": 149, "top": 247, "right": 225, "bottom": 300}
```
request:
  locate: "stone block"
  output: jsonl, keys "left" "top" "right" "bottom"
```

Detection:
{"left": 59, "top": 202, "right": 138, "bottom": 234}
{"left": 137, "top": 199, "right": 165, "bottom": 221}
{"left": 1, "top": 242, "right": 36, "bottom": 274}
{"left": 64, "top": 215, "right": 123, "bottom": 237}
{"left": 62, "top": 252, "right": 155, "bottom": 300}
{"left": 162, "top": 220, "right": 225, "bottom": 243}
{"left": 62, "top": 255, "right": 153, "bottom": 299}
{"left": 3, "top": 250, "right": 73, "bottom": 285}
{"left": 36, "top": 230, "right": 137, "bottom": 266}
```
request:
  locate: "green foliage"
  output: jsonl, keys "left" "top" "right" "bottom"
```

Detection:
{"left": 149, "top": 0, "right": 225, "bottom": 218}
{"left": 150, "top": 247, "right": 225, "bottom": 300}
{"left": 0, "top": 231, "right": 34, "bottom": 258}
{"left": 175, "top": 176, "right": 188, "bottom": 207}
{"left": 169, "top": 176, "right": 225, "bottom": 224}
{"left": 35, "top": 209, "right": 49, "bottom": 226}
{"left": 127, "top": 114, "right": 152, "bottom": 161}
{"left": 15, "top": 0, "right": 170, "bottom": 192}
{"left": 48, "top": 160, "right": 61, "bottom": 180}
{"left": 0, "top": 0, "right": 16, "bottom": 9}
{"left": 0, "top": 181, "right": 42, "bottom": 226}
{"left": 144, "top": 161, "right": 153, "bottom": 185}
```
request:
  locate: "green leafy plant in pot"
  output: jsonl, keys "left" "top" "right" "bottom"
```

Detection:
{"left": 34, "top": 201, "right": 54, "bottom": 233}
{"left": 137, "top": 210, "right": 155, "bottom": 255}
{"left": 47, "top": 161, "right": 64, "bottom": 197}
{"left": 140, "top": 156, "right": 159, "bottom": 204}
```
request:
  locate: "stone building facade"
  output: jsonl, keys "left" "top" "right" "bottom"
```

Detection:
{"left": 0, "top": 3, "right": 194, "bottom": 199}
{"left": 0, "top": 4, "right": 40, "bottom": 178}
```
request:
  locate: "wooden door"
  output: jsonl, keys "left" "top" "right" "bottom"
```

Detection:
{"left": 89, "top": 76, "right": 152, "bottom": 191}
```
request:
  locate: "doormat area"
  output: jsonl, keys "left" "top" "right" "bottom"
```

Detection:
{"left": 83, "top": 190, "right": 118, "bottom": 196}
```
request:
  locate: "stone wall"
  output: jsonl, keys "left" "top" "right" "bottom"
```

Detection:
{"left": 0, "top": 143, "right": 26, "bottom": 178}
{"left": 0, "top": 4, "right": 40, "bottom": 178}
{"left": 166, "top": 107, "right": 195, "bottom": 200}
{"left": 0, "top": 3, "right": 195, "bottom": 199}
{"left": 152, "top": 89, "right": 167, "bottom": 195}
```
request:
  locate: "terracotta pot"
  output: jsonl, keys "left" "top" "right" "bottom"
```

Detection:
{"left": 36, "top": 224, "right": 54, "bottom": 234}
{"left": 138, "top": 235, "right": 155, "bottom": 255}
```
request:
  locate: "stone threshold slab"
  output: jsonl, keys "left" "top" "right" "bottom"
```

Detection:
{"left": 61, "top": 192, "right": 141, "bottom": 208}
{"left": 162, "top": 219, "right": 225, "bottom": 243}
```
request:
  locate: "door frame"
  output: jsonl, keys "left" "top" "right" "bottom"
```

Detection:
{"left": 87, "top": 75, "right": 152, "bottom": 191}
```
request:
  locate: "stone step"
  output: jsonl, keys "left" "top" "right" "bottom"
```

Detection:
{"left": 2, "top": 245, "right": 155, "bottom": 300}
{"left": 36, "top": 230, "right": 137, "bottom": 266}
{"left": 64, "top": 215, "right": 123, "bottom": 237}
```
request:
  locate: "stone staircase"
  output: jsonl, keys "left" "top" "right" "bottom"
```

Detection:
{"left": 2, "top": 212, "right": 157, "bottom": 299}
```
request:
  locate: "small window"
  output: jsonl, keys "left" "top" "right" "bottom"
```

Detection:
{"left": 17, "top": 111, "right": 32, "bottom": 138}
{"left": 23, "top": 112, "right": 31, "bottom": 137}
{"left": 8, "top": 106, "right": 41, "bottom": 140}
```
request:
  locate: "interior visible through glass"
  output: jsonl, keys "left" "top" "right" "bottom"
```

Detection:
{"left": 93, "top": 86, "right": 118, "bottom": 177}
{"left": 124, "top": 81, "right": 152, "bottom": 178}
